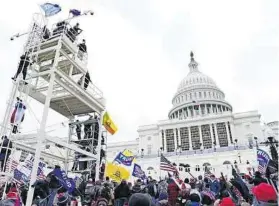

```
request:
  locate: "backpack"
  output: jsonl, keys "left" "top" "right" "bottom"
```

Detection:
{"left": 92, "top": 186, "right": 103, "bottom": 201}
{"left": 85, "top": 182, "right": 95, "bottom": 195}
{"left": 93, "top": 197, "right": 108, "bottom": 206}
{"left": 101, "top": 186, "right": 111, "bottom": 201}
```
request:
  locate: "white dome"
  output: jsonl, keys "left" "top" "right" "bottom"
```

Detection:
{"left": 177, "top": 71, "right": 218, "bottom": 93}
{"left": 169, "top": 52, "right": 232, "bottom": 120}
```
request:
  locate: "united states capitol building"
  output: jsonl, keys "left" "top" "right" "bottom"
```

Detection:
{"left": 107, "top": 52, "right": 278, "bottom": 179}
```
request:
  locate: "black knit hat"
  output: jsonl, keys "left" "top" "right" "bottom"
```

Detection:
{"left": 128, "top": 193, "right": 151, "bottom": 206}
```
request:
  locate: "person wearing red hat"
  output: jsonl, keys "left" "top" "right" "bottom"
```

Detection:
{"left": 252, "top": 183, "right": 278, "bottom": 206}
{"left": 213, "top": 197, "right": 235, "bottom": 206}
{"left": 219, "top": 197, "right": 235, "bottom": 206}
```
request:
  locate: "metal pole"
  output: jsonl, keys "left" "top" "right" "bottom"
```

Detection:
{"left": 95, "top": 111, "right": 104, "bottom": 180}
{"left": 25, "top": 41, "right": 61, "bottom": 206}
{"left": 65, "top": 118, "right": 74, "bottom": 173}
{"left": 1, "top": 81, "right": 20, "bottom": 135}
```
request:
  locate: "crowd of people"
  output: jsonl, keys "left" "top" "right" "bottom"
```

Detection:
{"left": 73, "top": 170, "right": 278, "bottom": 206}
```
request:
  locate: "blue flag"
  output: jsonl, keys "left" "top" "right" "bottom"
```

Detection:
{"left": 132, "top": 164, "right": 146, "bottom": 180}
{"left": 14, "top": 169, "right": 28, "bottom": 184}
{"left": 114, "top": 152, "right": 134, "bottom": 166}
{"left": 40, "top": 3, "right": 62, "bottom": 17}
{"left": 70, "top": 9, "right": 81, "bottom": 16}
{"left": 257, "top": 148, "right": 270, "bottom": 174}
{"left": 53, "top": 168, "right": 75, "bottom": 193}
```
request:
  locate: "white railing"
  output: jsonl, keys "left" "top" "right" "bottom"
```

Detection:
{"left": 49, "top": 22, "right": 88, "bottom": 66}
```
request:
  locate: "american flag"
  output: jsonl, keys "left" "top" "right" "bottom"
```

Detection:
{"left": 160, "top": 154, "right": 178, "bottom": 173}
{"left": 201, "top": 191, "right": 215, "bottom": 201}
{"left": 5, "top": 158, "right": 19, "bottom": 172}
{"left": 232, "top": 186, "right": 242, "bottom": 199}
{"left": 37, "top": 167, "right": 46, "bottom": 180}
{"left": 13, "top": 169, "right": 25, "bottom": 185}
{"left": 204, "top": 166, "right": 213, "bottom": 179}
{"left": 258, "top": 164, "right": 265, "bottom": 174}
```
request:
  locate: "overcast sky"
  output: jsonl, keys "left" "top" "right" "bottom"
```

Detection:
{"left": 0, "top": 0, "right": 278, "bottom": 142}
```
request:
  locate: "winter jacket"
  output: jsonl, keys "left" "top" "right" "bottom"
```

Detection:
{"left": 250, "top": 177, "right": 267, "bottom": 186}
{"left": 209, "top": 179, "right": 220, "bottom": 194}
{"left": 167, "top": 181, "right": 179, "bottom": 202}
{"left": 158, "top": 180, "right": 168, "bottom": 194}
{"left": 147, "top": 182, "right": 157, "bottom": 197}
{"left": 114, "top": 183, "right": 130, "bottom": 199}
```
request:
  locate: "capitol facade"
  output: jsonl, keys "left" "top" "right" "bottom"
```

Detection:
{"left": 107, "top": 52, "right": 278, "bottom": 179}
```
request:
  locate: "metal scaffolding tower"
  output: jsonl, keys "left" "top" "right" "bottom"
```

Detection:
{"left": 0, "top": 12, "right": 106, "bottom": 205}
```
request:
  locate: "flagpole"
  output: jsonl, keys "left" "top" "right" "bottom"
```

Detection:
{"left": 95, "top": 111, "right": 104, "bottom": 181}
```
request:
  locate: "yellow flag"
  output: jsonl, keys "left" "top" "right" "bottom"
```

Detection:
{"left": 102, "top": 112, "right": 118, "bottom": 135}
{"left": 122, "top": 149, "right": 136, "bottom": 163}
{"left": 105, "top": 162, "right": 130, "bottom": 183}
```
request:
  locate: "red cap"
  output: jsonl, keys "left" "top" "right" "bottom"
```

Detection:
{"left": 219, "top": 197, "right": 235, "bottom": 206}
{"left": 252, "top": 183, "right": 277, "bottom": 202}
{"left": 6, "top": 192, "right": 18, "bottom": 200}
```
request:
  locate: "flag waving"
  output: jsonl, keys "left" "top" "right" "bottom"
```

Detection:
{"left": 103, "top": 112, "right": 118, "bottom": 135}
{"left": 160, "top": 154, "right": 178, "bottom": 173}
{"left": 53, "top": 167, "right": 75, "bottom": 193}
{"left": 257, "top": 149, "right": 270, "bottom": 174}
{"left": 132, "top": 164, "right": 146, "bottom": 180}
{"left": 69, "top": 9, "right": 81, "bottom": 16}
{"left": 114, "top": 152, "right": 134, "bottom": 166}
{"left": 40, "top": 3, "right": 62, "bottom": 17}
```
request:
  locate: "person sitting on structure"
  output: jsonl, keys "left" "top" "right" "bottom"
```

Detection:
{"left": 78, "top": 71, "right": 92, "bottom": 90}
{"left": 53, "top": 21, "right": 67, "bottom": 36}
{"left": 73, "top": 23, "right": 83, "bottom": 37}
{"left": 67, "top": 23, "right": 82, "bottom": 42}
{"left": 12, "top": 52, "right": 33, "bottom": 83}
{"left": 84, "top": 71, "right": 91, "bottom": 90}
{"left": 0, "top": 136, "right": 13, "bottom": 172}
{"left": 78, "top": 39, "right": 87, "bottom": 60}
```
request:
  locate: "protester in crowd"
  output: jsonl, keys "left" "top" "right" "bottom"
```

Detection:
{"left": 249, "top": 171, "right": 267, "bottom": 186}
{"left": 114, "top": 180, "right": 130, "bottom": 206}
{"left": 196, "top": 175, "right": 204, "bottom": 192}
{"left": 147, "top": 178, "right": 157, "bottom": 199}
{"left": 251, "top": 183, "right": 277, "bottom": 206}
{"left": 209, "top": 175, "right": 220, "bottom": 197}
{"left": 128, "top": 193, "right": 151, "bottom": 206}
{"left": 184, "top": 178, "right": 192, "bottom": 191}
{"left": 132, "top": 179, "right": 143, "bottom": 194}
{"left": 167, "top": 178, "right": 179, "bottom": 206}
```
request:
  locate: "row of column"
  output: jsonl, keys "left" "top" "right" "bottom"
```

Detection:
{"left": 170, "top": 104, "right": 230, "bottom": 119}
{"left": 161, "top": 122, "right": 233, "bottom": 152}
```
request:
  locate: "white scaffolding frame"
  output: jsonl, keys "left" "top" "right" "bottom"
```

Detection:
{"left": 0, "top": 12, "right": 106, "bottom": 205}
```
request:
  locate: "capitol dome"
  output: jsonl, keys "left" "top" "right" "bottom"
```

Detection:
{"left": 169, "top": 52, "right": 232, "bottom": 119}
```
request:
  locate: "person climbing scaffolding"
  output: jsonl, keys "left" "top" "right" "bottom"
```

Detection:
{"left": 0, "top": 136, "right": 13, "bottom": 172}
{"left": 10, "top": 97, "right": 26, "bottom": 134}
{"left": 12, "top": 52, "right": 33, "bottom": 84}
